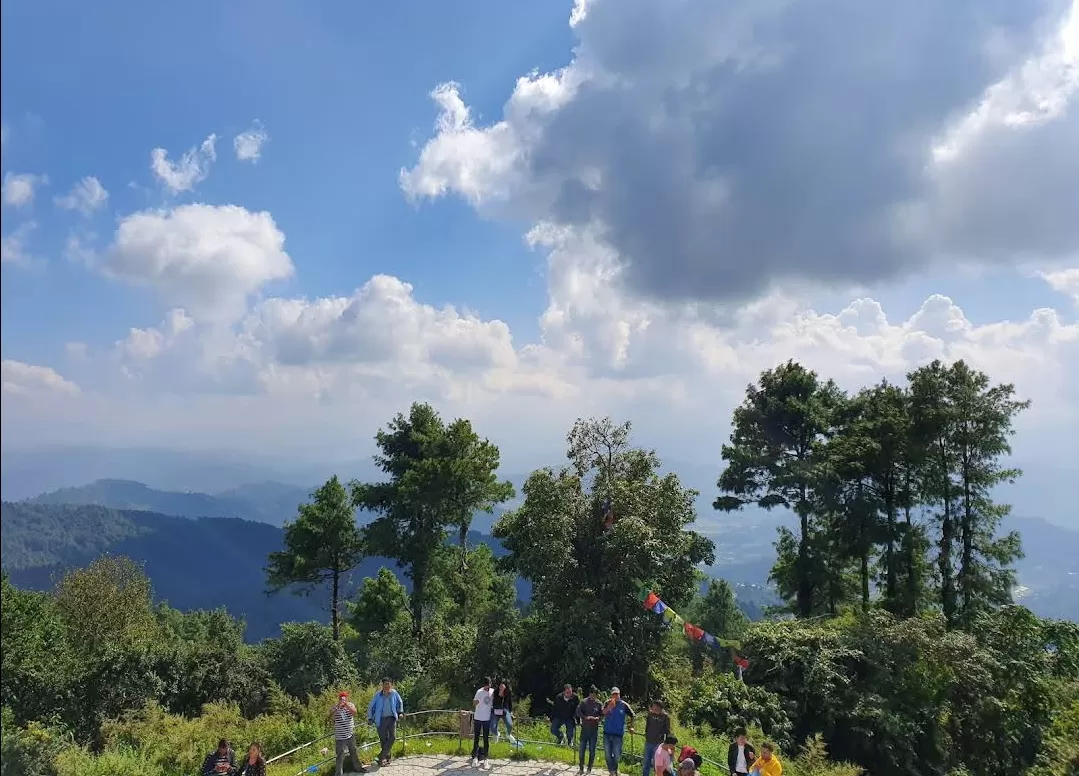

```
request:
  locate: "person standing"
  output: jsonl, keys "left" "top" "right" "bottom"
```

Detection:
{"left": 367, "top": 678, "right": 404, "bottom": 766}
{"left": 551, "top": 683, "right": 580, "bottom": 746}
{"left": 492, "top": 679, "right": 517, "bottom": 746}
{"left": 576, "top": 686, "right": 604, "bottom": 775}
{"left": 728, "top": 729, "right": 756, "bottom": 776}
{"left": 330, "top": 692, "right": 367, "bottom": 776}
{"left": 642, "top": 700, "right": 672, "bottom": 776}
{"left": 601, "top": 687, "right": 635, "bottom": 776}
{"left": 471, "top": 677, "right": 495, "bottom": 768}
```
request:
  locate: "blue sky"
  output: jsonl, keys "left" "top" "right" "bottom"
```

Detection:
{"left": 1, "top": 0, "right": 1077, "bottom": 525}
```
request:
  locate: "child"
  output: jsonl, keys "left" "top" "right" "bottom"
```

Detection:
{"left": 654, "top": 735, "right": 679, "bottom": 776}
{"left": 749, "top": 743, "right": 782, "bottom": 776}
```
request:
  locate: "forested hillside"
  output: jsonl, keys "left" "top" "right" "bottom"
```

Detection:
{"left": 3, "top": 359, "right": 1078, "bottom": 776}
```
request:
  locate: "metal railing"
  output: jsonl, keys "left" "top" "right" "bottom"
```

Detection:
{"left": 264, "top": 708, "right": 667, "bottom": 776}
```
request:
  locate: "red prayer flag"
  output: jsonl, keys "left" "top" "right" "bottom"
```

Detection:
{"left": 684, "top": 622, "right": 705, "bottom": 641}
{"left": 644, "top": 592, "right": 660, "bottom": 610}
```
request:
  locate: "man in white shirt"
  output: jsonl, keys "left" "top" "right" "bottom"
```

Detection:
{"left": 470, "top": 677, "right": 495, "bottom": 768}
{"left": 727, "top": 728, "right": 756, "bottom": 776}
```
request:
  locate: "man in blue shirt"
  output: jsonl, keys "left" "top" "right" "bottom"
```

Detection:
{"left": 602, "top": 687, "right": 635, "bottom": 776}
{"left": 367, "top": 678, "right": 405, "bottom": 766}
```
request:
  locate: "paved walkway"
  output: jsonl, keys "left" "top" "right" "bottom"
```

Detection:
{"left": 351, "top": 754, "right": 595, "bottom": 776}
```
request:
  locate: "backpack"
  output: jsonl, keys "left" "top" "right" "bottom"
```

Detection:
{"left": 678, "top": 746, "right": 702, "bottom": 767}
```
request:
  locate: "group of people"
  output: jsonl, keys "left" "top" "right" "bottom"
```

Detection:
{"left": 542, "top": 685, "right": 782, "bottom": 776}
{"left": 209, "top": 678, "right": 780, "bottom": 776}
{"left": 200, "top": 740, "right": 266, "bottom": 776}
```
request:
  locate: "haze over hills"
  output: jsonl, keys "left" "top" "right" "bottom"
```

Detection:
{"left": 3, "top": 477, "right": 1076, "bottom": 630}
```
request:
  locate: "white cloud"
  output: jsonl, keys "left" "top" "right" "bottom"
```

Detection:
{"left": 101, "top": 204, "right": 294, "bottom": 322}
{"left": 1042, "top": 267, "right": 1079, "bottom": 305}
{"left": 233, "top": 122, "right": 268, "bottom": 163}
{"left": 55, "top": 176, "right": 109, "bottom": 215}
{"left": 402, "top": 0, "right": 1078, "bottom": 305}
{"left": 65, "top": 342, "right": 90, "bottom": 361}
{"left": 1, "top": 221, "right": 37, "bottom": 265}
{"left": 1, "top": 360, "right": 80, "bottom": 397}
{"left": 150, "top": 134, "right": 218, "bottom": 193}
{"left": 2, "top": 172, "right": 47, "bottom": 207}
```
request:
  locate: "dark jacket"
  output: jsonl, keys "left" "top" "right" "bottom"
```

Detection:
{"left": 552, "top": 692, "right": 580, "bottom": 720}
{"left": 237, "top": 757, "right": 267, "bottom": 776}
{"left": 576, "top": 697, "right": 604, "bottom": 728}
{"left": 644, "top": 711, "right": 671, "bottom": 745}
{"left": 493, "top": 686, "right": 513, "bottom": 713}
{"left": 728, "top": 742, "right": 756, "bottom": 775}
{"left": 202, "top": 750, "right": 236, "bottom": 776}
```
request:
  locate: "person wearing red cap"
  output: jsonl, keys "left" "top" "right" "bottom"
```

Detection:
{"left": 330, "top": 692, "right": 367, "bottom": 775}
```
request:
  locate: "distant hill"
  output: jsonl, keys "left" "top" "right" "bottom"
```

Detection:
{"left": 0, "top": 501, "right": 526, "bottom": 641}
{"left": 26, "top": 478, "right": 313, "bottom": 527}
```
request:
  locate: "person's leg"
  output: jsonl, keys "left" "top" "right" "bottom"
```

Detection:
{"left": 551, "top": 717, "right": 562, "bottom": 744}
{"left": 603, "top": 735, "right": 615, "bottom": 774}
{"left": 587, "top": 730, "right": 598, "bottom": 770}
{"left": 642, "top": 743, "right": 657, "bottom": 776}
{"left": 336, "top": 739, "right": 347, "bottom": 776}
{"left": 505, "top": 711, "right": 516, "bottom": 744}
{"left": 611, "top": 735, "right": 624, "bottom": 774}
{"left": 348, "top": 736, "right": 363, "bottom": 773}
{"left": 568, "top": 720, "right": 577, "bottom": 747}
{"left": 480, "top": 721, "right": 490, "bottom": 760}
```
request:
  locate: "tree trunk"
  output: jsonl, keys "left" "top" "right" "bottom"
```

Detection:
{"left": 860, "top": 552, "right": 870, "bottom": 612}
{"left": 331, "top": 568, "right": 341, "bottom": 641}
{"left": 884, "top": 488, "right": 897, "bottom": 604}
{"left": 796, "top": 508, "right": 813, "bottom": 617}
{"left": 959, "top": 456, "right": 974, "bottom": 617}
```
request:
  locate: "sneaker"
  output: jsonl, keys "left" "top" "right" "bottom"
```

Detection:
{"left": 469, "top": 758, "right": 476, "bottom": 768}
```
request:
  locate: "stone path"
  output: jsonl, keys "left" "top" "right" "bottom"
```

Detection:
{"left": 345, "top": 754, "right": 596, "bottom": 776}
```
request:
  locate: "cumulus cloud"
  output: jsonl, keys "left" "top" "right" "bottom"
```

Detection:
{"left": 1042, "top": 267, "right": 1079, "bottom": 305}
{"left": 55, "top": 176, "right": 109, "bottom": 215}
{"left": 233, "top": 122, "right": 268, "bottom": 163}
{"left": 150, "top": 134, "right": 218, "bottom": 193}
{"left": 1, "top": 360, "right": 80, "bottom": 397}
{"left": 102, "top": 204, "right": 294, "bottom": 322}
{"left": 402, "top": 0, "right": 1079, "bottom": 305}
{"left": 2, "top": 172, "right": 47, "bottom": 207}
{"left": 1, "top": 221, "right": 37, "bottom": 265}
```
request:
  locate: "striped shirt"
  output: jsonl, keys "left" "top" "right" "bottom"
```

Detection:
{"left": 333, "top": 704, "right": 356, "bottom": 740}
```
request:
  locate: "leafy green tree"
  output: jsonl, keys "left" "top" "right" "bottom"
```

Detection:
{"left": 352, "top": 402, "right": 514, "bottom": 637}
{"left": 53, "top": 556, "right": 160, "bottom": 658}
{"left": 349, "top": 567, "right": 410, "bottom": 635}
{"left": 265, "top": 476, "right": 365, "bottom": 640}
{"left": 682, "top": 672, "right": 793, "bottom": 749}
{"left": 716, "top": 361, "right": 844, "bottom": 616}
{"left": 495, "top": 417, "right": 714, "bottom": 700}
{"left": 258, "top": 621, "right": 358, "bottom": 699}
{"left": 0, "top": 576, "right": 74, "bottom": 726}
{"left": 686, "top": 578, "right": 748, "bottom": 673}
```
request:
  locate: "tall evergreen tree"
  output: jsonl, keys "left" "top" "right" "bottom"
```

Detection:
{"left": 715, "top": 361, "right": 844, "bottom": 617}
{"left": 352, "top": 402, "right": 513, "bottom": 638}
{"left": 265, "top": 476, "right": 364, "bottom": 641}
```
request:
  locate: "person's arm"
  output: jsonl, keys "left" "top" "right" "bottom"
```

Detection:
{"left": 625, "top": 702, "right": 635, "bottom": 731}
{"left": 346, "top": 701, "right": 358, "bottom": 717}
{"left": 396, "top": 691, "right": 404, "bottom": 716}
{"left": 367, "top": 696, "right": 378, "bottom": 724}
{"left": 473, "top": 692, "right": 480, "bottom": 709}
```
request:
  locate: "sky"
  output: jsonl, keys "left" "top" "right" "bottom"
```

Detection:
{"left": 1, "top": 0, "right": 1077, "bottom": 524}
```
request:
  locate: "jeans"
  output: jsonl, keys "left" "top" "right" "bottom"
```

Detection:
{"left": 377, "top": 717, "right": 397, "bottom": 762}
{"left": 552, "top": 717, "right": 577, "bottom": 746}
{"left": 578, "top": 726, "right": 599, "bottom": 770}
{"left": 493, "top": 710, "right": 514, "bottom": 740}
{"left": 604, "top": 733, "right": 624, "bottom": 774}
{"left": 642, "top": 743, "right": 659, "bottom": 776}
{"left": 471, "top": 720, "right": 491, "bottom": 761}
{"left": 334, "top": 736, "right": 361, "bottom": 776}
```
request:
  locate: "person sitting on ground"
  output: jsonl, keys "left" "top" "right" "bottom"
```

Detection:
{"left": 237, "top": 742, "right": 267, "bottom": 776}
{"left": 202, "top": 739, "right": 236, "bottom": 776}
{"left": 654, "top": 734, "right": 679, "bottom": 776}
{"left": 748, "top": 743, "right": 782, "bottom": 776}
{"left": 678, "top": 744, "right": 703, "bottom": 770}
{"left": 678, "top": 759, "right": 697, "bottom": 776}
{"left": 728, "top": 728, "right": 756, "bottom": 776}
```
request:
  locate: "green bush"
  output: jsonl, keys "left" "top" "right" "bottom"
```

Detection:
{"left": 681, "top": 673, "right": 793, "bottom": 751}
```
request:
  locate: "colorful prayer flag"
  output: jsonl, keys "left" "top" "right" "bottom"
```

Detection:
{"left": 716, "top": 638, "right": 743, "bottom": 650}
{"left": 644, "top": 592, "right": 660, "bottom": 610}
{"left": 684, "top": 623, "right": 705, "bottom": 641}
{"left": 651, "top": 600, "right": 667, "bottom": 615}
